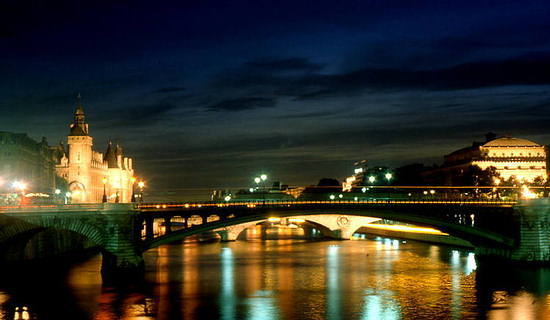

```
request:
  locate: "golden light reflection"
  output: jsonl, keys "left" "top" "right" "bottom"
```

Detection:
{"left": 364, "top": 224, "right": 449, "bottom": 235}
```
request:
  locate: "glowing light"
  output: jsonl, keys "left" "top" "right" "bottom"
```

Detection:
{"left": 138, "top": 181, "right": 145, "bottom": 188}
{"left": 65, "top": 192, "right": 72, "bottom": 197}
{"left": 249, "top": 188, "right": 254, "bottom": 192}
{"left": 329, "top": 194, "right": 336, "bottom": 200}
{"left": 54, "top": 189, "right": 61, "bottom": 195}
{"left": 521, "top": 185, "right": 538, "bottom": 199}
{"left": 368, "top": 176, "right": 376, "bottom": 183}
{"left": 338, "top": 194, "right": 343, "bottom": 199}
{"left": 361, "top": 187, "right": 367, "bottom": 193}
{"left": 385, "top": 173, "right": 392, "bottom": 180}
{"left": 12, "top": 181, "right": 26, "bottom": 191}
{"left": 260, "top": 174, "right": 267, "bottom": 181}
{"left": 102, "top": 177, "right": 107, "bottom": 184}
{"left": 254, "top": 177, "right": 261, "bottom": 184}
{"left": 224, "top": 195, "right": 232, "bottom": 201}
{"left": 288, "top": 218, "right": 305, "bottom": 223}
{"left": 494, "top": 178, "right": 501, "bottom": 185}
{"left": 354, "top": 197, "right": 358, "bottom": 201}
{"left": 267, "top": 217, "right": 281, "bottom": 223}
{"left": 430, "top": 189, "right": 436, "bottom": 195}
{"left": 364, "top": 223, "right": 448, "bottom": 235}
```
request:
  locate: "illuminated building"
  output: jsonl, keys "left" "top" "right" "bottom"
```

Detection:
{"left": 0, "top": 132, "right": 59, "bottom": 193}
{"left": 440, "top": 133, "right": 547, "bottom": 183}
{"left": 342, "top": 160, "right": 368, "bottom": 191}
{"left": 55, "top": 97, "right": 135, "bottom": 203}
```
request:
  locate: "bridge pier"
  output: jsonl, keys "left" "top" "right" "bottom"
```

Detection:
{"left": 216, "top": 221, "right": 262, "bottom": 241}
{"left": 476, "top": 199, "right": 550, "bottom": 265}
{"left": 164, "top": 217, "right": 172, "bottom": 234}
{"left": 99, "top": 205, "right": 144, "bottom": 280}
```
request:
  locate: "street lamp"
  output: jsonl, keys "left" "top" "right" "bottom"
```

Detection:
{"left": 12, "top": 181, "right": 26, "bottom": 193}
{"left": 254, "top": 175, "right": 268, "bottom": 204}
{"left": 102, "top": 177, "right": 108, "bottom": 203}
{"left": 385, "top": 173, "right": 392, "bottom": 182}
{"left": 138, "top": 181, "right": 145, "bottom": 202}
{"left": 368, "top": 176, "right": 376, "bottom": 184}
{"left": 131, "top": 177, "right": 137, "bottom": 202}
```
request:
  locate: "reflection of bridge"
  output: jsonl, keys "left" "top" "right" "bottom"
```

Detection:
{"left": 0, "top": 197, "right": 549, "bottom": 277}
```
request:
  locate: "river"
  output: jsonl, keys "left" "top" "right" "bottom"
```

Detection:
{"left": 0, "top": 238, "right": 549, "bottom": 319}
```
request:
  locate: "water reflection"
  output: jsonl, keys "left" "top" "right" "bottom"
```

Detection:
{"left": 0, "top": 239, "right": 548, "bottom": 319}
{"left": 220, "top": 247, "right": 236, "bottom": 320}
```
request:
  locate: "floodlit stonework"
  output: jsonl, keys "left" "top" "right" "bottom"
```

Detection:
{"left": 443, "top": 134, "right": 547, "bottom": 182}
{"left": 55, "top": 98, "right": 135, "bottom": 203}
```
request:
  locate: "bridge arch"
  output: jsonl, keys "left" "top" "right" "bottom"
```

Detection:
{"left": 142, "top": 207, "right": 515, "bottom": 251}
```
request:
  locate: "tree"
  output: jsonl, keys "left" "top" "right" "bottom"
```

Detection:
{"left": 454, "top": 165, "right": 500, "bottom": 186}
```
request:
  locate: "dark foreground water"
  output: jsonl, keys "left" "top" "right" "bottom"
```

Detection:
{"left": 0, "top": 239, "right": 549, "bottom": 320}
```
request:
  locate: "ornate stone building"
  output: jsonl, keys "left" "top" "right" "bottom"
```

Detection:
{"left": 55, "top": 99, "right": 135, "bottom": 203}
{"left": 441, "top": 134, "right": 547, "bottom": 183}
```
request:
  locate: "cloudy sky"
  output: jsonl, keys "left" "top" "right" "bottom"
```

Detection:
{"left": 2, "top": 0, "right": 550, "bottom": 192}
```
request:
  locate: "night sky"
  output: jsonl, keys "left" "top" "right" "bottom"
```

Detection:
{"left": 2, "top": 0, "right": 550, "bottom": 194}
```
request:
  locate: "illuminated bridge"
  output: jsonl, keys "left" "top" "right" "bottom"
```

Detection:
{"left": 0, "top": 195, "right": 548, "bottom": 277}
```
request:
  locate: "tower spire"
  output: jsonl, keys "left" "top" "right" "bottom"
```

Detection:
{"left": 69, "top": 93, "right": 89, "bottom": 136}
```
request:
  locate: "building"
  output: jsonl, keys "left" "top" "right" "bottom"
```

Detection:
{"left": 437, "top": 134, "right": 547, "bottom": 183}
{"left": 342, "top": 160, "right": 368, "bottom": 191}
{"left": 54, "top": 98, "right": 136, "bottom": 203}
{"left": 0, "top": 132, "right": 59, "bottom": 193}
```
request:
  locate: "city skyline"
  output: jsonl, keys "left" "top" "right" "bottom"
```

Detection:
{"left": 2, "top": 0, "right": 550, "bottom": 190}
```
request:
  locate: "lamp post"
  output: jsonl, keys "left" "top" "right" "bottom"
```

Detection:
{"left": 131, "top": 177, "right": 137, "bottom": 202}
{"left": 253, "top": 174, "right": 268, "bottom": 204}
{"left": 138, "top": 181, "right": 145, "bottom": 202}
{"left": 102, "top": 177, "right": 108, "bottom": 203}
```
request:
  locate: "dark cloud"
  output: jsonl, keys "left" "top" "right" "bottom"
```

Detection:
{"left": 154, "top": 86, "right": 186, "bottom": 93}
{"left": 93, "top": 103, "right": 178, "bottom": 129}
{"left": 206, "top": 97, "right": 276, "bottom": 112}
{"left": 245, "top": 58, "right": 323, "bottom": 72}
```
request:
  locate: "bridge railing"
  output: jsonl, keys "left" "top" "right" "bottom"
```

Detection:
{"left": 0, "top": 203, "right": 130, "bottom": 213}
{"left": 137, "top": 198, "right": 517, "bottom": 210}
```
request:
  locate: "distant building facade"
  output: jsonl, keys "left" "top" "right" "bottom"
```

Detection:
{"left": 0, "top": 132, "right": 58, "bottom": 193}
{"left": 55, "top": 99, "right": 135, "bottom": 203}
{"left": 342, "top": 160, "right": 368, "bottom": 191}
{"left": 436, "top": 134, "right": 547, "bottom": 183}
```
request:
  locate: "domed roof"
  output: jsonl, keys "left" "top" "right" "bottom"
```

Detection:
{"left": 483, "top": 137, "right": 541, "bottom": 147}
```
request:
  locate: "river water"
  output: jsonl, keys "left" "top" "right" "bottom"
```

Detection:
{"left": 0, "top": 238, "right": 549, "bottom": 320}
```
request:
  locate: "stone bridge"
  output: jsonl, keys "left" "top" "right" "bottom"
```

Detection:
{"left": 0, "top": 199, "right": 548, "bottom": 278}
